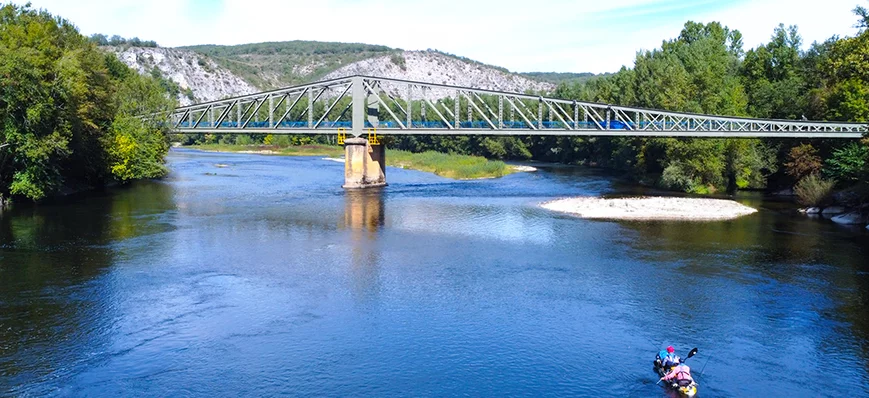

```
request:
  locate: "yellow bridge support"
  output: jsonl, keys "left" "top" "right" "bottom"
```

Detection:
{"left": 337, "top": 128, "right": 346, "bottom": 145}
{"left": 367, "top": 129, "right": 380, "bottom": 145}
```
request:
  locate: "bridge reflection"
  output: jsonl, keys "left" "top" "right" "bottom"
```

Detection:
{"left": 341, "top": 189, "right": 385, "bottom": 302}
{"left": 341, "top": 188, "right": 385, "bottom": 233}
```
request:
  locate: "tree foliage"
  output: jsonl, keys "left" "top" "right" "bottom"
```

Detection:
{"left": 825, "top": 142, "right": 868, "bottom": 184}
{"left": 89, "top": 33, "right": 158, "bottom": 48}
{"left": 0, "top": 4, "right": 174, "bottom": 201}
{"left": 785, "top": 144, "right": 823, "bottom": 182}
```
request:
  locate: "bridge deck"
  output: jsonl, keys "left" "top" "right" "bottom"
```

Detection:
{"left": 166, "top": 75, "right": 867, "bottom": 139}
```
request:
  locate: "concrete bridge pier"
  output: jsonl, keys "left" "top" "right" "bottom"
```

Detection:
{"left": 342, "top": 137, "right": 386, "bottom": 189}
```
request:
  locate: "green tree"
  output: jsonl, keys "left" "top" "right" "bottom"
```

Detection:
{"left": 825, "top": 142, "right": 868, "bottom": 183}
{"left": 741, "top": 24, "right": 806, "bottom": 119}
{"left": 0, "top": 4, "right": 173, "bottom": 201}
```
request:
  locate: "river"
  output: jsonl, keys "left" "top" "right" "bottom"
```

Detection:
{"left": 1, "top": 149, "right": 868, "bottom": 397}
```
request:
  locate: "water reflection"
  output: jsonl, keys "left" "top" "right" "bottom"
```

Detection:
{"left": 2, "top": 151, "right": 868, "bottom": 397}
{"left": 341, "top": 189, "right": 385, "bottom": 302}
{"left": 0, "top": 181, "right": 176, "bottom": 395}
{"left": 341, "top": 189, "right": 385, "bottom": 233}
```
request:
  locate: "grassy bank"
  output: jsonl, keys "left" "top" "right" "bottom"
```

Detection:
{"left": 387, "top": 150, "right": 513, "bottom": 179}
{"left": 188, "top": 145, "right": 513, "bottom": 179}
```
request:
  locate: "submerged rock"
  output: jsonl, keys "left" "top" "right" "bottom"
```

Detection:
{"left": 831, "top": 212, "right": 869, "bottom": 225}
{"left": 822, "top": 206, "right": 847, "bottom": 217}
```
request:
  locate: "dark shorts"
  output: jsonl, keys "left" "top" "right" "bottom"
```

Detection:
{"left": 676, "top": 379, "right": 694, "bottom": 387}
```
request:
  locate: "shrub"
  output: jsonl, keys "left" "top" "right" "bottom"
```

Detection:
{"left": 236, "top": 135, "right": 253, "bottom": 145}
{"left": 794, "top": 173, "right": 836, "bottom": 207}
{"left": 270, "top": 135, "right": 291, "bottom": 147}
{"left": 389, "top": 53, "right": 407, "bottom": 71}
{"left": 660, "top": 162, "right": 696, "bottom": 192}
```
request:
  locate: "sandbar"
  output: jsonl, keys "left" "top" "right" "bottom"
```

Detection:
{"left": 541, "top": 196, "right": 757, "bottom": 221}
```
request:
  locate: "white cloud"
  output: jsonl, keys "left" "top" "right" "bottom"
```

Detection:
{"left": 11, "top": 0, "right": 863, "bottom": 74}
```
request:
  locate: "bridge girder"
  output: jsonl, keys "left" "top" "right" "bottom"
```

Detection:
{"left": 166, "top": 75, "right": 867, "bottom": 139}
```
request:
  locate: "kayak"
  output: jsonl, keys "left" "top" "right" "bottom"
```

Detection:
{"left": 654, "top": 353, "right": 699, "bottom": 397}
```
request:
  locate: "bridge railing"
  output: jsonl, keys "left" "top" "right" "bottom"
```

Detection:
{"left": 166, "top": 75, "right": 867, "bottom": 138}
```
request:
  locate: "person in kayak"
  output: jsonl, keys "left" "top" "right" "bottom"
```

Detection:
{"left": 660, "top": 361, "right": 694, "bottom": 386}
{"left": 657, "top": 346, "right": 681, "bottom": 370}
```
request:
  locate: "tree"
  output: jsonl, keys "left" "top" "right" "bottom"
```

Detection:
{"left": 108, "top": 34, "right": 124, "bottom": 46}
{"left": 825, "top": 142, "right": 868, "bottom": 184}
{"left": 741, "top": 24, "right": 806, "bottom": 119}
{"left": 854, "top": 3, "right": 869, "bottom": 29}
{"left": 89, "top": 33, "right": 108, "bottom": 46}
{"left": 0, "top": 4, "right": 173, "bottom": 201}
{"left": 784, "top": 144, "right": 822, "bottom": 182}
{"left": 809, "top": 7, "right": 869, "bottom": 122}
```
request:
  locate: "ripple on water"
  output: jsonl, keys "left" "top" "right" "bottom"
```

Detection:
{"left": 1, "top": 150, "right": 868, "bottom": 397}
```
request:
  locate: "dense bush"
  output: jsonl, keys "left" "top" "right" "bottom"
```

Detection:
{"left": 794, "top": 174, "right": 836, "bottom": 206}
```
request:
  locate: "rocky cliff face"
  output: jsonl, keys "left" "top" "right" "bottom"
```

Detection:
{"left": 112, "top": 47, "right": 258, "bottom": 106}
{"left": 112, "top": 46, "right": 554, "bottom": 105}
{"left": 323, "top": 51, "right": 554, "bottom": 93}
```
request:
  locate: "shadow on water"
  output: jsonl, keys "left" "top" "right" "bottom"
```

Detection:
{"left": 0, "top": 181, "right": 176, "bottom": 395}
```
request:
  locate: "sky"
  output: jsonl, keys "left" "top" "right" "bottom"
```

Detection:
{"left": 9, "top": 0, "right": 863, "bottom": 74}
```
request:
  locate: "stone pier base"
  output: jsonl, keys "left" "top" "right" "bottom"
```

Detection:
{"left": 343, "top": 137, "right": 386, "bottom": 189}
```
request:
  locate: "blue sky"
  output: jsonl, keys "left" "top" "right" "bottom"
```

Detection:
{"left": 10, "top": 0, "right": 862, "bottom": 73}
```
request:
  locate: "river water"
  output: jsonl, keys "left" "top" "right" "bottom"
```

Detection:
{"left": 1, "top": 149, "right": 868, "bottom": 397}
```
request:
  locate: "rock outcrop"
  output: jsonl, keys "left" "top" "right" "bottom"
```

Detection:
{"left": 322, "top": 51, "right": 554, "bottom": 94}
{"left": 111, "top": 47, "right": 258, "bottom": 106}
{"left": 110, "top": 46, "right": 556, "bottom": 106}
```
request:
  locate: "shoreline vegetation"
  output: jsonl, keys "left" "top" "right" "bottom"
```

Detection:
{"left": 541, "top": 197, "right": 758, "bottom": 221}
{"left": 190, "top": 144, "right": 518, "bottom": 180}
{"left": 0, "top": 5, "right": 174, "bottom": 205}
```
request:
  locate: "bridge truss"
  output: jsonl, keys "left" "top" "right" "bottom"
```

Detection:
{"left": 168, "top": 75, "right": 866, "bottom": 139}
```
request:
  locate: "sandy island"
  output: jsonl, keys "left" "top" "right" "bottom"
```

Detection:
{"left": 541, "top": 197, "right": 757, "bottom": 221}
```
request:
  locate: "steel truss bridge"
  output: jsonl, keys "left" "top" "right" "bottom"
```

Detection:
{"left": 169, "top": 75, "right": 867, "bottom": 139}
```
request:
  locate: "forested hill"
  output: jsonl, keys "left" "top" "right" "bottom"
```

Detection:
{"left": 179, "top": 41, "right": 394, "bottom": 88}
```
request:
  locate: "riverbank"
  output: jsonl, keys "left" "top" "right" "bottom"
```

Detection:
{"left": 541, "top": 196, "right": 758, "bottom": 221}
{"left": 388, "top": 150, "right": 514, "bottom": 179}
{"left": 191, "top": 145, "right": 515, "bottom": 180}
